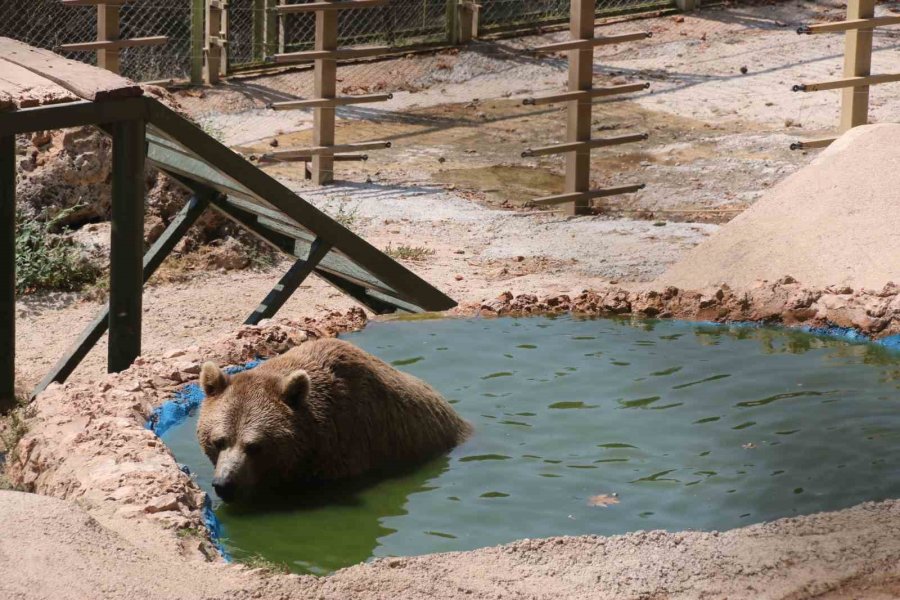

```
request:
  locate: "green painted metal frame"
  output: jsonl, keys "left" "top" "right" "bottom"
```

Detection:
{"left": 0, "top": 135, "right": 15, "bottom": 412}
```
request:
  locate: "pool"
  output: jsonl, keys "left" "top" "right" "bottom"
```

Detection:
{"left": 159, "top": 316, "right": 900, "bottom": 574}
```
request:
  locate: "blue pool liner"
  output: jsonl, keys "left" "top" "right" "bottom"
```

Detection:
{"left": 688, "top": 320, "right": 900, "bottom": 352}
{"left": 145, "top": 359, "right": 263, "bottom": 559}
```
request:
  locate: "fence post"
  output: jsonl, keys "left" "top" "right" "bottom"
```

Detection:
{"left": 840, "top": 0, "right": 875, "bottom": 132}
{"left": 191, "top": 0, "right": 205, "bottom": 83}
{"left": 675, "top": 0, "right": 697, "bottom": 11}
{"left": 265, "top": 0, "right": 278, "bottom": 58}
{"left": 0, "top": 135, "right": 15, "bottom": 412}
{"left": 253, "top": 0, "right": 265, "bottom": 61}
{"left": 565, "top": 0, "right": 594, "bottom": 216}
{"left": 447, "top": 0, "right": 460, "bottom": 44}
{"left": 97, "top": 2, "right": 121, "bottom": 73}
{"left": 312, "top": 8, "right": 338, "bottom": 185}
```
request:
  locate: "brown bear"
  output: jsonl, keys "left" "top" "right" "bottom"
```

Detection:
{"left": 197, "top": 337, "right": 471, "bottom": 501}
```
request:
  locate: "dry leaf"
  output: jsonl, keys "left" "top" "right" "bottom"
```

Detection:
{"left": 588, "top": 494, "right": 620, "bottom": 508}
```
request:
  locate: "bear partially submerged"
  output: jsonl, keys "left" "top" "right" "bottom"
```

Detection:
{"left": 197, "top": 338, "right": 472, "bottom": 501}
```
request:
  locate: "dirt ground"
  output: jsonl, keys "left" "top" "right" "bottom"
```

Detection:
{"left": 5, "top": 2, "right": 900, "bottom": 599}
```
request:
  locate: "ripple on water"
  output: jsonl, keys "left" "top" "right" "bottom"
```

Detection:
{"left": 159, "top": 315, "right": 900, "bottom": 576}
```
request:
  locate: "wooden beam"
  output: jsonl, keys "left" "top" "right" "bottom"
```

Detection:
{"left": 245, "top": 238, "right": 332, "bottom": 325}
{"left": 274, "top": 0, "right": 388, "bottom": 13}
{"left": 533, "top": 31, "right": 651, "bottom": 53}
{"left": 191, "top": 0, "right": 205, "bottom": 84}
{"left": 565, "top": 0, "right": 594, "bottom": 216}
{"left": 0, "top": 37, "right": 142, "bottom": 101}
{"left": 530, "top": 184, "right": 646, "bottom": 207}
{"left": 0, "top": 135, "right": 14, "bottom": 412}
{"left": 258, "top": 153, "right": 368, "bottom": 163}
{"left": 145, "top": 98, "right": 457, "bottom": 311}
{"left": 793, "top": 73, "right": 900, "bottom": 93}
{"left": 522, "top": 82, "right": 649, "bottom": 106}
{"left": 522, "top": 133, "right": 648, "bottom": 158}
{"left": 97, "top": 2, "right": 121, "bottom": 73}
{"left": 33, "top": 194, "right": 212, "bottom": 394}
{"left": 59, "top": 36, "right": 169, "bottom": 52}
{"left": 204, "top": 0, "right": 225, "bottom": 84}
{"left": 841, "top": 0, "right": 876, "bottom": 132}
{"left": 273, "top": 45, "right": 390, "bottom": 63}
{"left": 0, "top": 98, "right": 146, "bottom": 138}
{"left": 789, "top": 137, "right": 837, "bottom": 151}
{"left": 61, "top": 0, "right": 126, "bottom": 5}
{"left": 313, "top": 7, "right": 338, "bottom": 185}
{"left": 797, "top": 16, "right": 900, "bottom": 35}
{"left": 108, "top": 119, "right": 146, "bottom": 374}
{"left": 260, "top": 140, "right": 390, "bottom": 160}
{"left": 0, "top": 59, "right": 79, "bottom": 109}
{"left": 271, "top": 92, "right": 392, "bottom": 110}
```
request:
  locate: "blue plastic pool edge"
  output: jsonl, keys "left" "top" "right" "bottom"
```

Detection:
{"left": 145, "top": 359, "right": 263, "bottom": 560}
{"left": 140, "top": 320, "right": 899, "bottom": 560}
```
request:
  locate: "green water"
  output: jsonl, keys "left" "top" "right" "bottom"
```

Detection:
{"left": 161, "top": 317, "right": 900, "bottom": 575}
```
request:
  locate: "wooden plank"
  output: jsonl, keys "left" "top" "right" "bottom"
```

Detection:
{"left": 33, "top": 194, "right": 212, "bottom": 394}
{"left": 0, "top": 38, "right": 142, "bottom": 101}
{"left": 531, "top": 184, "right": 646, "bottom": 207}
{"left": 244, "top": 238, "right": 332, "bottom": 325}
{"left": 259, "top": 154, "right": 368, "bottom": 163}
{"left": 273, "top": 45, "right": 390, "bottom": 63}
{"left": 97, "top": 2, "right": 121, "bottom": 73}
{"left": 204, "top": 1, "right": 224, "bottom": 84}
{"left": 312, "top": 269, "right": 405, "bottom": 314}
{"left": 534, "top": 31, "right": 651, "bottom": 53}
{"left": 0, "top": 135, "right": 14, "bottom": 411}
{"left": 274, "top": 0, "right": 388, "bottom": 13}
{"left": 522, "top": 133, "right": 648, "bottom": 158}
{"left": 789, "top": 137, "right": 837, "bottom": 151}
{"left": 841, "top": 0, "right": 876, "bottom": 132}
{"left": 61, "top": 0, "right": 127, "bottom": 5}
{"left": 794, "top": 73, "right": 900, "bottom": 93}
{"left": 59, "top": 36, "right": 169, "bottom": 52}
{"left": 0, "top": 97, "right": 145, "bottom": 137}
{"left": 565, "top": 0, "right": 594, "bottom": 216}
{"left": 522, "top": 82, "right": 649, "bottom": 106}
{"left": 145, "top": 98, "right": 457, "bottom": 311}
{"left": 314, "top": 6, "right": 338, "bottom": 186}
{"left": 260, "top": 140, "right": 390, "bottom": 160}
{"left": 798, "top": 16, "right": 900, "bottom": 35}
{"left": 108, "top": 119, "right": 145, "bottom": 374}
{"left": 271, "top": 92, "right": 392, "bottom": 110}
{"left": 0, "top": 59, "right": 79, "bottom": 109}
{"left": 191, "top": 0, "right": 205, "bottom": 84}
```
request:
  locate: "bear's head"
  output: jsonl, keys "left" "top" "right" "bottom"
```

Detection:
{"left": 197, "top": 362, "right": 311, "bottom": 501}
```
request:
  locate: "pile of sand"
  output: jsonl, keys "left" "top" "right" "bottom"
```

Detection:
{"left": 658, "top": 124, "right": 900, "bottom": 290}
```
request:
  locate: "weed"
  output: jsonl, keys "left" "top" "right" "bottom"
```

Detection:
{"left": 241, "top": 553, "right": 291, "bottom": 574}
{"left": 176, "top": 526, "right": 206, "bottom": 540}
{"left": 15, "top": 207, "right": 101, "bottom": 294}
{"left": 0, "top": 392, "right": 30, "bottom": 491}
{"left": 384, "top": 243, "right": 436, "bottom": 262}
{"left": 331, "top": 200, "right": 361, "bottom": 229}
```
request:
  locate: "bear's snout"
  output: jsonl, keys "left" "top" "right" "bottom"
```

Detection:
{"left": 212, "top": 476, "right": 238, "bottom": 502}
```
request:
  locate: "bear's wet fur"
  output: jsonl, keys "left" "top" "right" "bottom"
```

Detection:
{"left": 197, "top": 338, "right": 471, "bottom": 500}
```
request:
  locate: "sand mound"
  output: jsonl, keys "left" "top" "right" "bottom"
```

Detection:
{"left": 659, "top": 124, "right": 900, "bottom": 290}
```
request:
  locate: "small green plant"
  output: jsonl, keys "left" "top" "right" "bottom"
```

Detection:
{"left": 0, "top": 393, "right": 30, "bottom": 491}
{"left": 331, "top": 200, "right": 360, "bottom": 229}
{"left": 176, "top": 526, "right": 206, "bottom": 540}
{"left": 241, "top": 553, "right": 291, "bottom": 574}
{"left": 15, "top": 207, "right": 101, "bottom": 294}
{"left": 384, "top": 243, "right": 436, "bottom": 262}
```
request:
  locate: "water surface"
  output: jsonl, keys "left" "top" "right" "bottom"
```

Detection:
{"left": 161, "top": 317, "right": 900, "bottom": 574}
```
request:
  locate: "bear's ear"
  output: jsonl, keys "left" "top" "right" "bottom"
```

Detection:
{"left": 281, "top": 370, "right": 311, "bottom": 407}
{"left": 200, "top": 362, "right": 229, "bottom": 397}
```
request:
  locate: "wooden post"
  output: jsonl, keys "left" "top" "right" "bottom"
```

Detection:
{"left": 447, "top": 0, "right": 460, "bottom": 45}
{"left": 840, "top": 0, "right": 876, "bottom": 132}
{"left": 0, "top": 135, "right": 15, "bottom": 412}
{"left": 97, "top": 3, "right": 121, "bottom": 73}
{"left": 312, "top": 6, "right": 338, "bottom": 185}
{"left": 265, "top": 0, "right": 278, "bottom": 58}
{"left": 565, "top": 0, "right": 595, "bottom": 216}
{"left": 191, "top": 0, "right": 205, "bottom": 83}
{"left": 675, "top": 0, "right": 697, "bottom": 11}
{"left": 108, "top": 119, "right": 145, "bottom": 374}
{"left": 204, "top": 0, "right": 225, "bottom": 84}
{"left": 253, "top": 0, "right": 266, "bottom": 62}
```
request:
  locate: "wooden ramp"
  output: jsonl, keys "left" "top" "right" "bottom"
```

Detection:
{"left": 0, "top": 37, "right": 454, "bottom": 406}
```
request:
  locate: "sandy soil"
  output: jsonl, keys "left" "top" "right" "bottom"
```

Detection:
{"left": 5, "top": 3, "right": 900, "bottom": 599}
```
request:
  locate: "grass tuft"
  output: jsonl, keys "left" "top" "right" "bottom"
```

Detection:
{"left": 384, "top": 243, "right": 436, "bottom": 262}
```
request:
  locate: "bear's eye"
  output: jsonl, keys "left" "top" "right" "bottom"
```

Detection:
{"left": 244, "top": 441, "right": 262, "bottom": 455}
{"left": 213, "top": 437, "right": 228, "bottom": 451}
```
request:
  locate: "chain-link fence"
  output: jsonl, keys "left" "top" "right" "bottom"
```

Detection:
{"left": 0, "top": 0, "right": 194, "bottom": 81}
{"left": 1, "top": 0, "right": 674, "bottom": 82}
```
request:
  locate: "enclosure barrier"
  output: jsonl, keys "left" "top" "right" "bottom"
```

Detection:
{"left": 0, "top": 37, "right": 454, "bottom": 410}
{"left": 790, "top": 0, "right": 900, "bottom": 151}
{"left": 58, "top": 0, "right": 168, "bottom": 74}
{"left": 203, "top": 0, "right": 229, "bottom": 84}
{"left": 521, "top": 0, "right": 650, "bottom": 215}
{"left": 266, "top": 0, "right": 395, "bottom": 184}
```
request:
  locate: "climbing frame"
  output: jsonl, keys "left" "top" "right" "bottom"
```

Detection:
{"left": 59, "top": 0, "right": 168, "bottom": 74}
{"left": 265, "top": 0, "right": 394, "bottom": 184}
{"left": 521, "top": 0, "right": 651, "bottom": 216}
{"left": 790, "top": 0, "right": 900, "bottom": 150}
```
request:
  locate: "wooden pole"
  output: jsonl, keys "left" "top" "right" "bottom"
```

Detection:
{"left": 447, "top": 0, "right": 460, "bottom": 45}
{"left": 265, "top": 0, "right": 278, "bottom": 58}
{"left": 840, "top": 0, "right": 875, "bottom": 132}
{"left": 204, "top": 0, "right": 224, "bottom": 84}
{"left": 97, "top": 2, "right": 121, "bottom": 73}
{"left": 0, "top": 135, "right": 15, "bottom": 412}
{"left": 192, "top": 0, "right": 206, "bottom": 83}
{"left": 313, "top": 6, "right": 338, "bottom": 185}
{"left": 565, "top": 0, "right": 595, "bottom": 216}
{"left": 108, "top": 119, "right": 145, "bottom": 374}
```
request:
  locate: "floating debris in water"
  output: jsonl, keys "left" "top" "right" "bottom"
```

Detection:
{"left": 588, "top": 493, "right": 620, "bottom": 508}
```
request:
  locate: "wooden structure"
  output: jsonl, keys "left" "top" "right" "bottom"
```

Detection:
{"left": 59, "top": 0, "right": 168, "bottom": 75}
{"left": 448, "top": 0, "right": 480, "bottom": 45}
{"left": 521, "top": 0, "right": 650, "bottom": 215}
{"left": 790, "top": 0, "right": 900, "bottom": 151}
{"left": 0, "top": 37, "right": 455, "bottom": 412}
{"left": 203, "top": 0, "right": 229, "bottom": 84}
{"left": 266, "top": 0, "right": 394, "bottom": 184}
